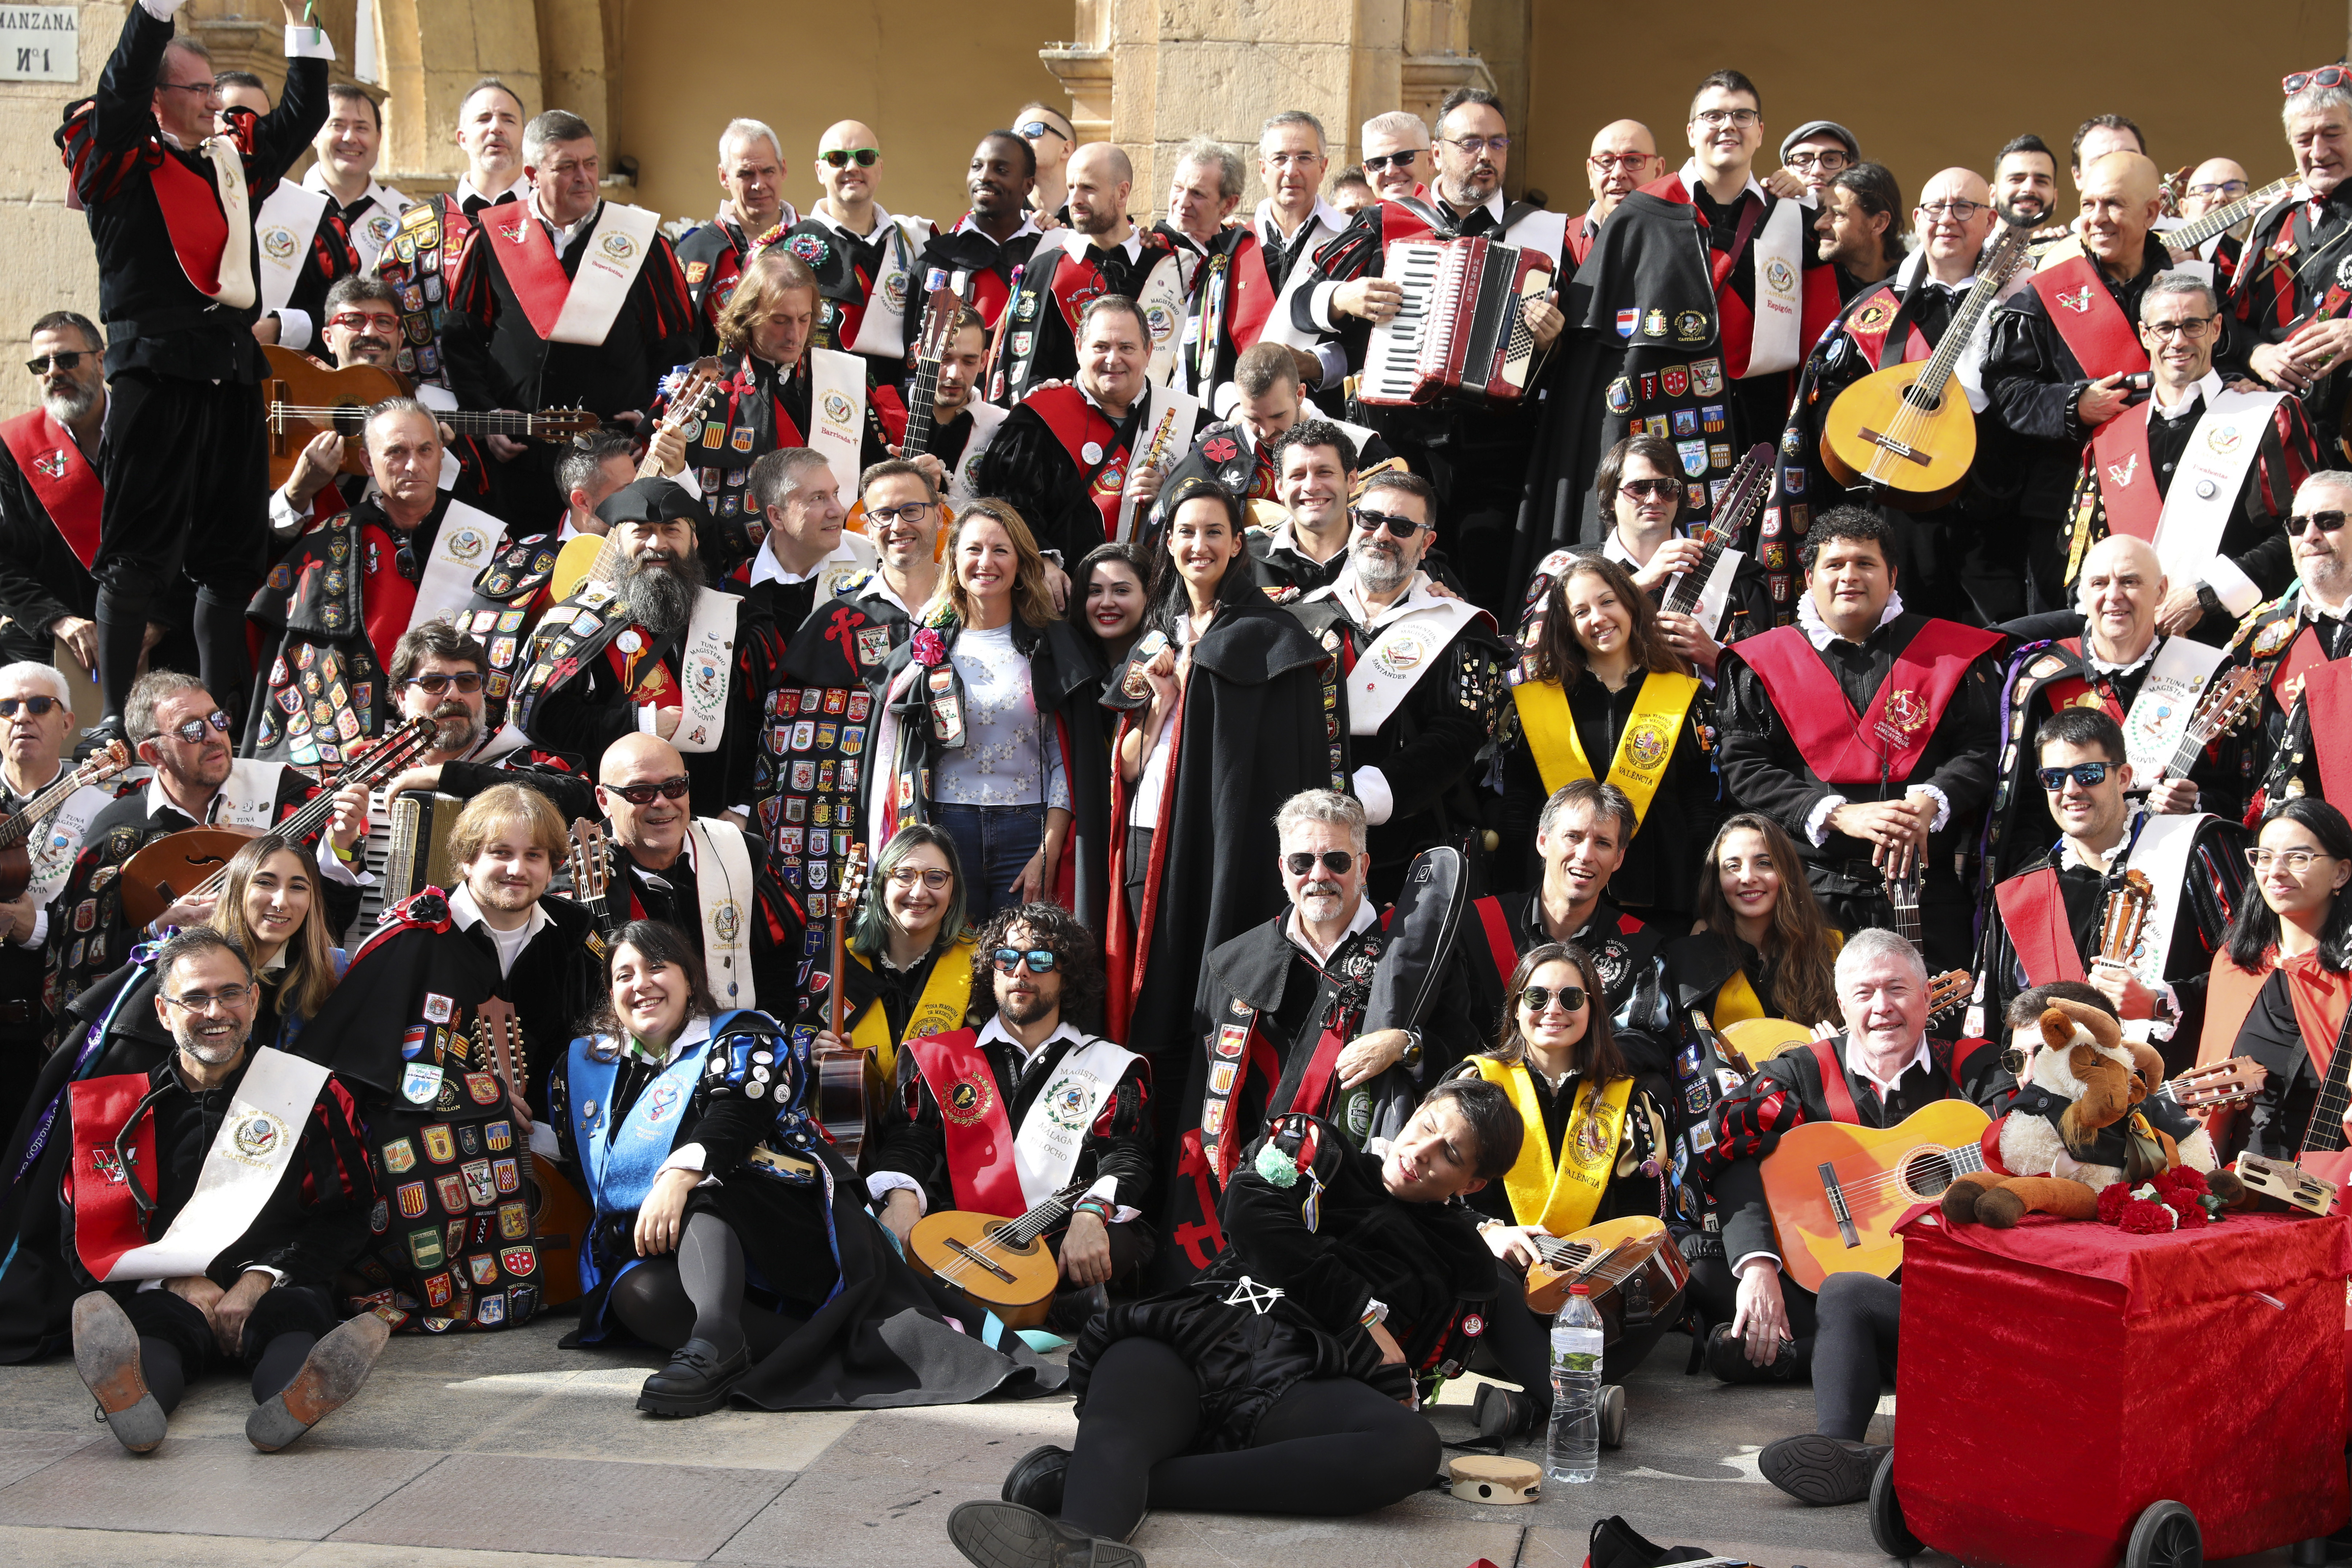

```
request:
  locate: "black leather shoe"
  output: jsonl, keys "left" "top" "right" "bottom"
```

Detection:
{"left": 1001, "top": 1444, "right": 1070, "bottom": 1513}
{"left": 945, "top": 1499, "right": 1144, "bottom": 1568}
{"left": 1759, "top": 1432, "right": 1891, "bottom": 1505}
{"left": 1705, "top": 1321, "right": 1796, "bottom": 1384}
{"left": 637, "top": 1337, "right": 751, "bottom": 1417}
{"left": 1472, "top": 1381, "right": 1539, "bottom": 1441}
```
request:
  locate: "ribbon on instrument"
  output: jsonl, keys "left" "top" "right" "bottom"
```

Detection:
{"left": 1472, "top": 1058, "right": 1632, "bottom": 1237}
{"left": 1510, "top": 670, "right": 1699, "bottom": 828}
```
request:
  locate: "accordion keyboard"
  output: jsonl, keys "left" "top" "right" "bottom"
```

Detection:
{"left": 1360, "top": 241, "right": 1448, "bottom": 404}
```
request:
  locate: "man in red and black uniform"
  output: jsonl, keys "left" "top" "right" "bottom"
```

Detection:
{"left": 0, "top": 313, "right": 116, "bottom": 668}
{"left": 1692, "top": 929, "right": 2013, "bottom": 1506}
{"left": 2224, "top": 72, "right": 2352, "bottom": 465}
{"left": 64, "top": 0, "right": 330, "bottom": 735}
{"left": 674, "top": 117, "right": 799, "bottom": 357}
{"left": 371, "top": 77, "right": 527, "bottom": 394}
{"left": 781, "top": 120, "right": 936, "bottom": 397}
{"left": 917, "top": 131, "right": 1043, "bottom": 333}
{"left": 1569, "top": 120, "right": 1660, "bottom": 267}
{"left": 1715, "top": 510, "right": 2002, "bottom": 974}
{"left": 213, "top": 71, "right": 359, "bottom": 355}
{"left": 990, "top": 143, "right": 1184, "bottom": 405}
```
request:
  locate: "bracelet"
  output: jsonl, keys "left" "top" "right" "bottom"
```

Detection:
{"left": 1072, "top": 1195, "right": 1114, "bottom": 1223}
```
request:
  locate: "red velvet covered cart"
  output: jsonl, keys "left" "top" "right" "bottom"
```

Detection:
{"left": 1872, "top": 1210, "right": 2352, "bottom": 1568}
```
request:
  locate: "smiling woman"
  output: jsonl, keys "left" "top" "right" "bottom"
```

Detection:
{"left": 212, "top": 833, "right": 344, "bottom": 1048}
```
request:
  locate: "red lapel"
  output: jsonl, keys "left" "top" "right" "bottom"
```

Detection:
{"left": 2028, "top": 254, "right": 2150, "bottom": 379}
{"left": 0, "top": 408, "right": 101, "bottom": 569}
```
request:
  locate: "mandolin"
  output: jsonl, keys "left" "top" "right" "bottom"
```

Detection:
{"left": 263, "top": 345, "right": 599, "bottom": 490}
{"left": 475, "top": 996, "right": 593, "bottom": 1305}
{"left": 1659, "top": 443, "right": 1771, "bottom": 628}
{"left": 906, "top": 1179, "right": 1091, "bottom": 1329}
{"left": 1819, "top": 215, "right": 2035, "bottom": 509}
{"left": 120, "top": 717, "right": 436, "bottom": 929}
{"left": 0, "top": 740, "right": 130, "bottom": 902}
{"left": 814, "top": 845, "right": 871, "bottom": 1164}
{"left": 2163, "top": 175, "right": 2297, "bottom": 263}
{"left": 1521, "top": 1214, "right": 1691, "bottom": 1328}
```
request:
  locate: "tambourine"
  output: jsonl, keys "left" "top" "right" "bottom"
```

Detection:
{"left": 1446, "top": 1454, "right": 1541, "bottom": 1505}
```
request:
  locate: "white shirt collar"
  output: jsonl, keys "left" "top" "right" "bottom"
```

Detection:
{"left": 303, "top": 167, "right": 396, "bottom": 211}
{"left": 447, "top": 882, "right": 552, "bottom": 946}
{"left": 1797, "top": 587, "right": 1906, "bottom": 650}
{"left": 1255, "top": 196, "right": 1344, "bottom": 245}
{"left": 3, "top": 757, "right": 65, "bottom": 802}
{"left": 2085, "top": 634, "right": 2160, "bottom": 677}
{"left": 1313, "top": 562, "right": 1442, "bottom": 630}
{"left": 750, "top": 532, "right": 866, "bottom": 588}
{"left": 2150, "top": 369, "right": 2225, "bottom": 423}
{"left": 813, "top": 201, "right": 897, "bottom": 241}
{"left": 977, "top": 1013, "right": 1088, "bottom": 1069}
{"left": 535, "top": 193, "right": 598, "bottom": 249}
{"left": 2305, "top": 587, "right": 2352, "bottom": 624}
{"left": 1847, "top": 1032, "right": 1932, "bottom": 1097}
{"left": 144, "top": 773, "right": 221, "bottom": 825}
{"left": 455, "top": 172, "right": 523, "bottom": 209}
{"left": 1283, "top": 893, "right": 1377, "bottom": 965}
{"left": 953, "top": 209, "right": 1041, "bottom": 243}
{"left": 1081, "top": 379, "right": 1151, "bottom": 420}
{"left": 1072, "top": 229, "right": 1144, "bottom": 263}
{"left": 2059, "top": 827, "right": 2134, "bottom": 875}
{"left": 1676, "top": 159, "right": 1768, "bottom": 208}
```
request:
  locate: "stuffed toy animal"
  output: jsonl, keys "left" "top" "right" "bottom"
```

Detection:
{"left": 1941, "top": 999, "right": 2244, "bottom": 1229}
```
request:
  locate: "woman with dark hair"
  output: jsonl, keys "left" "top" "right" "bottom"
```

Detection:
{"left": 1497, "top": 553, "right": 1721, "bottom": 923}
{"left": 1667, "top": 813, "right": 1844, "bottom": 1033}
{"left": 868, "top": 499, "right": 1109, "bottom": 923}
{"left": 558, "top": 920, "right": 1052, "bottom": 1415}
{"left": 1099, "top": 479, "right": 1331, "bottom": 1074}
{"left": 1441, "top": 943, "right": 1679, "bottom": 1446}
{"left": 2202, "top": 799, "right": 2352, "bottom": 1161}
{"left": 1070, "top": 542, "right": 1151, "bottom": 667}
{"left": 810, "top": 824, "right": 979, "bottom": 1098}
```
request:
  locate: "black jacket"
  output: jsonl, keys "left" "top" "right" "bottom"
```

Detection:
{"left": 0, "top": 427, "right": 99, "bottom": 664}
{"left": 609, "top": 828, "right": 806, "bottom": 1014}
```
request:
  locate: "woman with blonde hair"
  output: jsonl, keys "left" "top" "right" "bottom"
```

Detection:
{"left": 1668, "top": 812, "right": 1845, "bottom": 1033}
{"left": 211, "top": 833, "right": 347, "bottom": 1048}
{"left": 867, "top": 499, "right": 1108, "bottom": 922}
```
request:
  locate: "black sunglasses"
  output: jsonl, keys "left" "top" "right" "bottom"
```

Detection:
{"left": 1016, "top": 120, "right": 1069, "bottom": 141}
{"left": 1619, "top": 478, "right": 1680, "bottom": 500}
{"left": 606, "top": 775, "right": 691, "bottom": 805}
{"left": 2288, "top": 511, "right": 2349, "bottom": 537}
{"left": 1359, "top": 151, "right": 1420, "bottom": 171}
{"left": 1519, "top": 984, "right": 1588, "bottom": 1013}
{"left": 25, "top": 352, "right": 85, "bottom": 374}
{"left": 0, "top": 696, "right": 61, "bottom": 717}
{"left": 1351, "top": 507, "right": 1425, "bottom": 539}
{"left": 2037, "top": 762, "right": 2112, "bottom": 791}
{"left": 404, "top": 671, "right": 484, "bottom": 695}
{"left": 992, "top": 947, "right": 1059, "bottom": 974}
{"left": 1284, "top": 850, "right": 1355, "bottom": 876}
{"left": 150, "top": 711, "right": 232, "bottom": 745}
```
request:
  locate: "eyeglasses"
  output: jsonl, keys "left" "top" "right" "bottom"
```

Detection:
{"left": 25, "top": 351, "right": 86, "bottom": 374}
{"left": 2142, "top": 315, "right": 2216, "bottom": 341}
{"left": 821, "top": 147, "right": 880, "bottom": 168}
{"left": 404, "top": 671, "right": 484, "bottom": 695}
{"left": 1361, "top": 151, "right": 1421, "bottom": 172}
{"left": 887, "top": 866, "right": 953, "bottom": 891}
{"left": 866, "top": 501, "right": 935, "bottom": 526}
{"left": 157, "top": 79, "right": 222, "bottom": 99}
{"left": 1619, "top": 478, "right": 1680, "bottom": 501}
{"left": 1284, "top": 850, "right": 1355, "bottom": 876}
{"left": 2288, "top": 511, "right": 2350, "bottom": 536}
{"left": 2285, "top": 65, "right": 2351, "bottom": 95}
{"left": 992, "top": 947, "right": 1059, "bottom": 974}
{"left": 149, "top": 711, "right": 232, "bottom": 745}
{"left": 326, "top": 310, "right": 401, "bottom": 335}
{"left": 1351, "top": 507, "right": 1425, "bottom": 539}
{"left": 1016, "top": 120, "right": 1069, "bottom": 142}
{"left": 2188, "top": 180, "right": 2250, "bottom": 199}
{"left": 0, "top": 696, "right": 60, "bottom": 717}
{"left": 2036, "top": 762, "right": 2113, "bottom": 791}
{"left": 1693, "top": 109, "right": 1763, "bottom": 130}
{"left": 1785, "top": 151, "right": 1850, "bottom": 172}
{"left": 1518, "top": 984, "right": 1588, "bottom": 1013}
{"left": 604, "top": 775, "right": 691, "bottom": 805}
{"left": 1442, "top": 135, "right": 1511, "bottom": 156}
{"left": 162, "top": 984, "right": 253, "bottom": 1013}
{"left": 1918, "top": 199, "right": 1987, "bottom": 220}
{"left": 1587, "top": 152, "right": 1652, "bottom": 171}
{"left": 2248, "top": 847, "right": 2337, "bottom": 872}
{"left": 1264, "top": 151, "right": 1324, "bottom": 169}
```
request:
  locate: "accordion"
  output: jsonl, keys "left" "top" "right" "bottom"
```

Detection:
{"left": 350, "top": 789, "right": 461, "bottom": 943}
{"left": 1359, "top": 236, "right": 1554, "bottom": 407}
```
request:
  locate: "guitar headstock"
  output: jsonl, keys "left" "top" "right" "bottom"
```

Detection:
{"left": 2101, "top": 867, "right": 2156, "bottom": 965}
{"left": 1924, "top": 969, "right": 1973, "bottom": 1020}
{"left": 2167, "top": 1054, "right": 2267, "bottom": 1110}
{"left": 656, "top": 363, "right": 727, "bottom": 437}
{"left": 2188, "top": 665, "right": 2264, "bottom": 745}
{"left": 536, "top": 407, "right": 603, "bottom": 440}
{"left": 832, "top": 842, "right": 868, "bottom": 922}
{"left": 76, "top": 739, "right": 132, "bottom": 789}
{"left": 913, "top": 269, "right": 963, "bottom": 365}
{"left": 566, "top": 817, "right": 611, "bottom": 905}
{"left": 475, "top": 995, "right": 525, "bottom": 1093}
{"left": 1705, "top": 443, "right": 1776, "bottom": 546}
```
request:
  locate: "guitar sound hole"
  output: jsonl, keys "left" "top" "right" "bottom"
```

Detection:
{"left": 981, "top": 1221, "right": 1039, "bottom": 1257}
{"left": 1897, "top": 1149, "right": 1959, "bottom": 1201}
{"left": 1900, "top": 387, "right": 1945, "bottom": 414}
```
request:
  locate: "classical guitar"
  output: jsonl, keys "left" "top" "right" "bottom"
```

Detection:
{"left": 1757, "top": 1099, "right": 1993, "bottom": 1292}
{"left": 906, "top": 1179, "right": 1091, "bottom": 1329}
{"left": 1522, "top": 1214, "right": 1691, "bottom": 1331}
{"left": 563, "top": 817, "right": 620, "bottom": 939}
{"left": 2094, "top": 867, "right": 2155, "bottom": 977}
{"left": 262, "top": 345, "right": 599, "bottom": 490}
{"left": 897, "top": 269, "right": 965, "bottom": 467}
{"left": 2144, "top": 665, "right": 2263, "bottom": 793}
{"left": 1659, "top": 443, "right": 1771, "bottom": 629}
{"left": 814, "top": 845, "right": 871, "bottom": 1165}
{"left": 1819, "top": 215, "right": 2034, "bottom": 509}
{"left": 119, "top": 717, "right": 436, "bottom": 929}
{"left": 546, "top": 370, "right": 725, "bottom": 604}
{"left": 0, "top": 740, "right": 129, "bottom": 902}
{"left": 475, "top": 996, "right": 593, "bottom": 1306}
{"left": 2163, "top": 175, "right": 2297, "bottom": 263}
{"left": 2291, "top": 998, "right": 2352, "bottom": 1200}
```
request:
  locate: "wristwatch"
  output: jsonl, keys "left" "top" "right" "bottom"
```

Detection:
{"left": 1397, "top": 1027, "right": 1424, "bottom": 1069}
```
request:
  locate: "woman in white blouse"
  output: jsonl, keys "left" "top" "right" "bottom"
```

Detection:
{"left": 869, "top": 500, "right": 1109, "bottom": 923}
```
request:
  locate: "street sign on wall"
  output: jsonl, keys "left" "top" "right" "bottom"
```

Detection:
{"left": 0, "top": 6, "right": 76, "bottom": 83}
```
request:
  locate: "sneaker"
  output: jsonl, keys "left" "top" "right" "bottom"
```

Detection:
{"left": 945, "top": 1499, "right": 1144, "bottom": 1568}
{"left": 636, "top": 1336, "right": 751, "bottom": 1418}
{"left": 247, "top": 1312, "right": 392, "bottom": 1452}
{"left": 1704, "top": 1321, "right": 1796, "bottom": 1384}
{"left": 1759, "top": 1432, "right": 1890, "bottom": 1505}
{"left": 71, "top": 1292, "right": 167, "bottom": 1455}
{"left": 1000, "top": 1444, "right": 1071, "bottom": 1514}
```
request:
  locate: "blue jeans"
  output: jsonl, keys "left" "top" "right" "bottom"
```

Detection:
{"left": 932, "top": 802, "right": 1045, "bottom": 920}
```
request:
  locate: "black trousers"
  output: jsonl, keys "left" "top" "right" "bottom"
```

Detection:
{"left": 1060, "top": 1335, "right": 1439, "bottom": 1541}
{"left": 96, "top": 370, "right": 269, "bottom": 604}
{"left": 116, "top": 1280, "right": 339, "bottom": 1411}
{"left": 1689, "top": 1260, "right": 1897, "bottom": 1441}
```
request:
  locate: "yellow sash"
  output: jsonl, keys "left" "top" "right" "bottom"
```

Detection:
{"left": 1472, "top": 1058, "right": 1634, "bottom": 1236}
{"left": 1708, "top": 930, "right": 1840, "bottom": 1032}
{"left": 1510, "top": 671, "right": 1700, "bottom": 828}
{"left": 847, "top": 936, "right": 976, "bottom": 1086}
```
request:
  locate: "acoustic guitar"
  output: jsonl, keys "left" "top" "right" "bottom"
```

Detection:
{"left": 0, "top": 740, "right": 129, "bottom": 901}
{"left": 262, "top": 345, "right": 600, "bottom": 491}
{"left": 1819, "top": 216, "right": 2034, "bottom": 509}
{"left": 563, "top": 817, "right": 620, "bottom": 939}
{"left": 1521, "top": 1214, "right": 1691, "bottom": 1329}
{"left": 545, "top": 370, "right": 726, "bottom": 604}
{"left": 814, "top": 845, "right": 871, "bottom": 1165}
{"left": 906, "top": 1179, "right": 1091, "bottom": 1329}
{"left": 475, "top": 997, "right": 593, "bottom": 1307}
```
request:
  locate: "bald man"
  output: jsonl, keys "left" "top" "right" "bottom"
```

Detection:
{"left": 1986, "top": 151, "right": 2173, "bottom": 612}
{"left": 596, "top": 732, "right": 804, "bottom": 1011}
{"left": 1765, "top": 167, "right": 2034, "bottom": 622}
{"left": 782, "top": 120, "right": 936, "bottom": 393}
{"left": 990, "top": 141, "right": 1185, "bottom": 404}
{"left": 1572, "top": 120, "right": 1658, "bottom": 264}
{"left": 2166, "top": 156, "right": 2256, "bottom": 286}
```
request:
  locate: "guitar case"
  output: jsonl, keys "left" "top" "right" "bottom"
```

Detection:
{"left": 1340, "top": 845, "right": 1471, "bottom": 1147}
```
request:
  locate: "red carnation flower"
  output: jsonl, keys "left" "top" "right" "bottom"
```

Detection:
{"left": 911, "top": 628, "right": 947, "bottom": 668}
{"left": 2096, "top": 1182, "right": 2134, "bottom": 1224}
{"left": 2118, "top": 1198, "right": 2178, "bottom": 1235}
{"left": 2160, "top": 1166, "right": 2209, "bottom": 1197}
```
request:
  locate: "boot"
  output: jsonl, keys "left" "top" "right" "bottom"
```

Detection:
{"left": 71, "top": 1292, "right": 167, "bottom": 1455}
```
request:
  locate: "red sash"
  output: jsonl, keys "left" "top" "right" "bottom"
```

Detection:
{"left": 1377, "top": 201, "right": 1437, "bottom": 248}
{"left": 1228, "top": 230, "right": 1275, "bottom": 349}
{"left": 1733, "top": 620, "right": 2004, "bottom": 784}
{"left": 1472, "top": 895, "right": 1519, "bottom": 987}
{"left": 2302, "top": 655, "right": 2352, "bottom": 802}
{"left": 149, "top": 148, "right": 231, "bottom": 300}
{"left": 904, "top": 1029, "right": 1025, "bottom": 1216}
{"left": 0, "top": 408, "right": 101, "bottom": 569}
{"left": 1564, "top": 213, "right": 1595, "bottom": 267}
{"left": 1046, "top": 245, "right": 1107, "bottom": 333}
{"left": 1842, "top": 285, "right": 1931, "bottom": 368}
{"left": 358, "top": 521, "right": 419, "bottom": 668}
{"left": 67, "top": 1073, "right": 160, "bottom": 1281}
{"left": 480, "top": 205, "right": 575, "bottom": 341}
{"left": 2033, "top": 639, "right": 2124, "bottom": 724}
{"left": 2088, "top": 402, "right": 2164, "bottom": 541}
{"left": 2028, "top": 255, "right": 2149, "bottom": 380}
{"left": 1805, "top": 1037, "right": 1861, "bottom": 1125}
{"left": 1992, "top": 868, "right": 2089, "bottom": 986}
{"left": 1025, "top": 385, "right": 1123, "bottom": 543}
{"left": 2274, "top": 625, "right": 2329, "bottom": 703}
{"left": 2281, "top": 951, "right": 2352, "bottom": 1080}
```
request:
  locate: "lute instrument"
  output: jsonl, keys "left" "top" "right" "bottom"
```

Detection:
{"left": 906, "top": 1179, "right": 1091, "bottom": 1329}
{"left": 120, "top": 717, "right": 437, "bottom": 929}
{"left": 263, "top": 345, "right": 599, "bottom": 490}
{"left": 1819, "top": 215, "right": 2035, "bottom": 508}
{"left": 1659, "top": 443, "right": 1771, "bottom": 629}
{"left": 0, "top": 740, "right": 130, "bottom": 901}
{"left": 1521, "top": 1213, "right": 1691, "bottom": 1332}
{"left": 474, "top": 996, "right": 593, "bottom": 1305}
{"left": 814, "top": 845, "right": 871, "bottom": 1164}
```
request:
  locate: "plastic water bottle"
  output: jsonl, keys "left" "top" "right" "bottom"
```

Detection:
{"left": 1545, "top": 1283, "right": 1605, "bottom": 1483}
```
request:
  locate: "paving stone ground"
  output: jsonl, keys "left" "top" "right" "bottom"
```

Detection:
{"left": 0, "top": 1317, "right": 2317, "bottom": 1566}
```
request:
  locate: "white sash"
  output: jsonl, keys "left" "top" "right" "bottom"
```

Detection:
{"left": 847, "top": 214, "right": 923, "bottom": 360}
{"left": 1501, "top": 208, "right": 1569, "bottom": 269}
{"left": 405, "top": 499, "right": 506, "bottom": 635}
{"left": 1335, "top": 595, "right": 1484, "bottom": 735}
{"left": 1259, "top": 215, "right": 1342, "bottom": 353}
{"left": 2119, "top": 635, "right": 2227, "bottom": 783}
{"left": 253, "top": 180, "right": 328, "bottom": 313}
{"left": 807, "top": 345, "right": 868, "bottom": 497}
{"left": 331, "top": 183, "right": 412, "bottom": 269}
{"left": 2151, "top": 387, "right": 2285, "bottom": 586}
{"left": 2119, "top": 812, "right": 2214, "bottom": 992}
{"left": 218, "top": 759, "right": 285, "bottom": 828}
{"left": 672, "top": 589, "right": 743, "bottom": 754}
{"left": 103, "top": 1049, "right": 331, "bottom": 1282}
{"left": 549, "top": 202, "right": 661, "bottom": 347}
{"left": 25, "top": 783, "right": 113, "bottom": 905}
{"left": 685, "top": 817, "right": 758, "bottom": 1009}
{"left": 1137, "top": 250, "right": 1189, "bottom": 387}
{"left": 1116, "top": 379, "right": 1201, "bottom": 543}
{"left": 202, "top": 136, "right": 257, "bottom": 311}
{"left": 1011, "top": 1035, "right": 1139, "bottom": 1209}
{"left": 1744, "top": 195, "right": 1807, "bottom": 377}
{"left": 948, "top": 399, "right": 1009, "bottom": 505}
